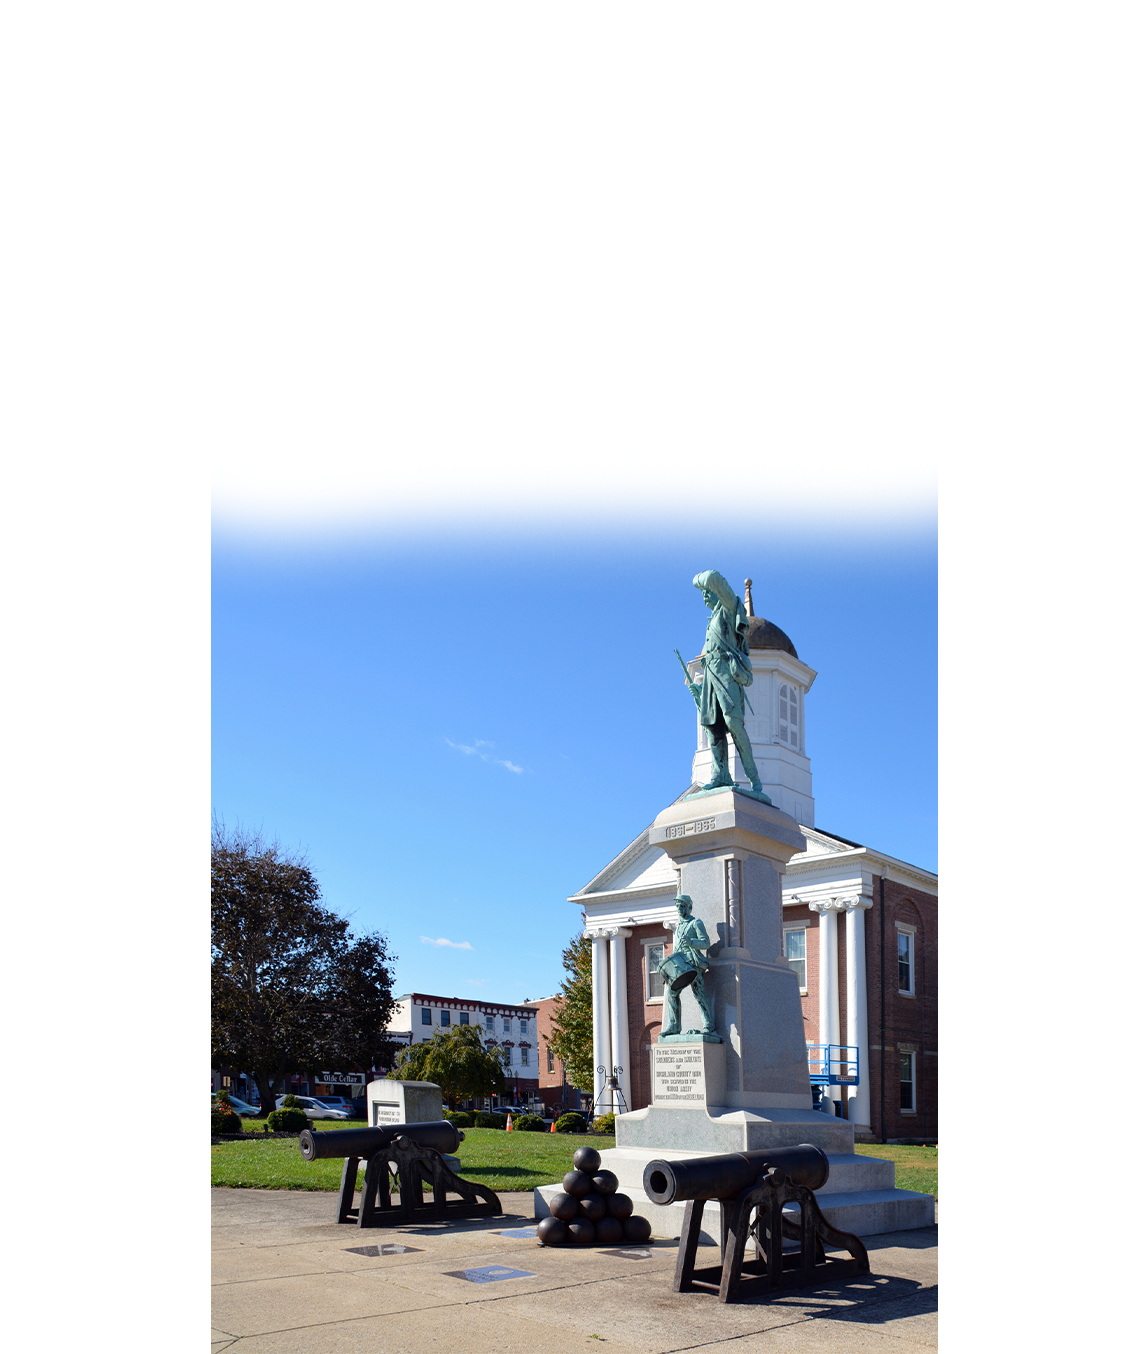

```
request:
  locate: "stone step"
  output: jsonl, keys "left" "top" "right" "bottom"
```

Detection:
{"left": 534, "top": 1146, "right": 931, "bottom": 1239}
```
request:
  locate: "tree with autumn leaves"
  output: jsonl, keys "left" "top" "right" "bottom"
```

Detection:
{"left": 547, "top": 930, "right": 594, "bottom": 1093}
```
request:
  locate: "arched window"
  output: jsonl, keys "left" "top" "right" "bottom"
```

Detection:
{"left": 779, "top": 684, "right": 800, "bottom": 748}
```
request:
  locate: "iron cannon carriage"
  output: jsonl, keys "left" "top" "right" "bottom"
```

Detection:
{"left": 642, "top": 1144, "right": 869, "bottom": 1302}
{"left": 299, "top": 1120, "right": 502, "bottom": 1228}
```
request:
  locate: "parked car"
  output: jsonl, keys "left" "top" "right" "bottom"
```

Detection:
{"left": 274, "top": 1095, "right": 353, "bottom": 1120}
{"left": 349, "top": 1097, "right": 367, "bottom": 1119}
{"left": 212, "top": 1093, "right": 260, "bottom": 1117}
{"left": 313, "top": 1096, "right": 356, "bottom": 1115}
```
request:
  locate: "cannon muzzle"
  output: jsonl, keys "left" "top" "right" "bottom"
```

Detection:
{"left": 298, "top": 1119, "right": 462, "bottom": 1163}
{"left": 643, "top": 1144, "right": 829, "bottom": 1205}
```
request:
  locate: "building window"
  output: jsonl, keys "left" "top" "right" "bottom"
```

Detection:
{"left": 520, "top": 1048, "right": 529, "bottom": 1066}
{"left": 784, "top": 927, "right": 807, "bottom": 991}
{"left": 459, "top": 1011, "right": 469, "bottom": 1025}
{"left": 897, "top": 927, "right": 916, "bottom": 995}
{"left": 503, "top": 1018, "right": 510, "bottom": 1033}
{"left": 644, "top": 941, "right": 665, "bottom": 1001}
{"left": 486, "top": 1015, "right": 494, "bottom": 1031}
{"left": 547, "top": 1047, "right": 555, "bottom": 1073}
{"left": 421, "top": 1008, "right": 432, "bottom": 1025}
{"left": 900, "top": 1051, "right": 916, "bottom": 1112}
{"left": 520, "top": 1018, "right": 528, "bottom": 1033}
{"left": 441, "top": 1009, "right": 451, "bottom": 1026}
{"left": 779, "top": 683, "right": 800, "bottom": 748}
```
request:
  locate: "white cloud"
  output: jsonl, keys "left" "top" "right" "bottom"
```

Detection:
{"left": 445, "top": 738, "right": 525, "bottom": 774}
{"left": 420, "top": 936, "right": 474, "bottom": 951}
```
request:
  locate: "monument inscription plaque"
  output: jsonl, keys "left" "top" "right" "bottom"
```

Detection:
{"left": 651, "top": 1041, "right": 726, "bottom": 1107}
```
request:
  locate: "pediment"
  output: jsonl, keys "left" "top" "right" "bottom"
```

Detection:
{"left": 791, "top": 827, "right": 862, "bottom": 863}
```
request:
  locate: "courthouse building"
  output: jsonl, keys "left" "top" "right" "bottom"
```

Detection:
{"left": 571, "top": 593, "right": 937, "bottom": 1143}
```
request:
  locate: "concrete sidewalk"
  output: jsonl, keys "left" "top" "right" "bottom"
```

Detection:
{"left": 212, "top": 1187, "right": 937, "bottom": 1353}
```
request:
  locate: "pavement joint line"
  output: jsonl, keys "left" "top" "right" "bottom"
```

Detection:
{"left": 210, "top": 1269, "right": 934, "bottom": 1343}
{"left": 631, "top": 1285, "right": 938, "bottom": 1354}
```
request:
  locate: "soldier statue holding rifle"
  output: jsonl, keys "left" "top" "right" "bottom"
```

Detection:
{"left": 676, "top": 569, "right": 766, "bottom": 796}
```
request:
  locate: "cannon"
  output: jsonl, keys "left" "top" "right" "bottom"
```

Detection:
{"left": 642, "top": 1144, "right": 868, "bottom": 1302}
{"left": 298, "top": 1120, "right": 502, "bottom": 1228}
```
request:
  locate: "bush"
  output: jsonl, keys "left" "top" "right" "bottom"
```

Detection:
{"left": 267, "top": 1107, "right": 310, "bottom": 1133}
{"left": 212, "top": 1092, "right": 243, "bottom": 1135}
{"left": 591, "top": 1113, "right": 616, "bottom": 1135}
{"left": 444, "top": 1111, "right": 474, "bottom": 1128}
{"left": 513, "top": 1114, "right": 545, "bottom": 1132}
{"left": 555, "top": 1112, "right": 586, "bottom": 1134}
{"left": 280, "top": 1094, "right": 305, "bottom": 1109}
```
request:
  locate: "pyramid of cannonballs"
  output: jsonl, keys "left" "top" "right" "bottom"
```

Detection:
{"left": 537, "top": 1145, "right": 653, "bottom": 1247}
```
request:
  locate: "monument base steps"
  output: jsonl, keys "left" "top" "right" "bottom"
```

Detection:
{"left": 534, "top": 1145, "right": 935, "bottom": 1239}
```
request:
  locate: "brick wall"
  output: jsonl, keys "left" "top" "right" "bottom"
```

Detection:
{"left": 867, "top": 879, "right": 938, "bottom": 1141}
{"left": 625, "top": 922, "right": 671, "bottom": 1110}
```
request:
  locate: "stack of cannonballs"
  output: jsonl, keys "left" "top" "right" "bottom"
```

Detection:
{"left": 537, "top": 1146, "right": 653, "bottom": 1247}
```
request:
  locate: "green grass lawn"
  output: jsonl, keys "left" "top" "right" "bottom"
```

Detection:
{"left": 211, "top": 1124, "right": 614, "bottom": 1194}
{"left": 854, "top": 1143, "right": 937, "bottom": 1198}
{"left": 213, "top": 1123, "right": 936, "bottom": 1199}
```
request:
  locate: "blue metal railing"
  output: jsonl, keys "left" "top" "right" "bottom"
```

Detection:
{"left": 806, "top": 1043, "right": 860, "bottom": 1087}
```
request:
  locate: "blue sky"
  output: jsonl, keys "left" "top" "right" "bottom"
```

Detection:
{"left": 213, "top": 521, "right": 935, "bottom": 1005}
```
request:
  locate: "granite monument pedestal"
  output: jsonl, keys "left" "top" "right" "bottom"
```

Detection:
{"left": 536, "top": 787, "right": 934, "bottom": 1238}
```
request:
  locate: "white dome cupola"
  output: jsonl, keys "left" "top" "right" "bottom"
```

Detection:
{"left": 687, "top": 577, "right": 818, "bottom": 826}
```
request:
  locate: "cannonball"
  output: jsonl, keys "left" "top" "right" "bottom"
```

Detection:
{"left": 606, "top": 1192, "right": 634, "bottom": 1220}
{"left": 578, "top": 1192, "right": 607, "bottom": 1222}
{"left": 572, "top": 1145, "right": 602, "bottom": 1174}
{"left": 549, "top": 1191, "right": 580, "bottom": 1222}
{"left": 537, "top": 1216, "right": 570, "bottom": 1247}
{"left": 562, "top": 1169, "right": 593, "bottom": 1198}
{"left": 594, "top": 1215, "right": 623, "bottom": 1246}
{"left": 622, "top": 1214, "right": 652, "bottom": 1244}
{"left": 566, "top": 1217, "right": 596, "bottom": 1246}
{"left": 591, "top": 1170, "right": 618, "bottom": 1196}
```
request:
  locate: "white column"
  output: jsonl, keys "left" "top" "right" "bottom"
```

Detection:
{"left": 586, "top": 929, "right": 612, "bottom": 1113}
{"left": 811, "top": 902, "right": 841, "bottom": 1104}
{"left": 607, "top": 928, "right": 632, "bottom": 1114}
{"left": 844, "top": 898, "right": 873, "bottom": 1129}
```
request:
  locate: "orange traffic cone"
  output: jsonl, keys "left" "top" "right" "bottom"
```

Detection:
{"left": 505, "top": 1112, "right": 513, "bottom": 1131}
{"left": 550, "top": 1118, "right": 557, "bottom": 1132}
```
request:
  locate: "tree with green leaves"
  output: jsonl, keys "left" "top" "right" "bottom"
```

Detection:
{"left": 211, "top": 819, "right": 399, "bottom": 1114}
{"left": 547, "top": 930, "right": 594, "bottom": 1092}
{"left": 389, "top": 1024, "right": 507, "bottom": 1108}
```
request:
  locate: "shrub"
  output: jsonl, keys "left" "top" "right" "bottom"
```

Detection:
{"left": 212, "top": 1107, "right": 242, "bottom": 1135}
{"left": 267, "top": 1107, "right": 310, "bottom": 1133}
{"left": 212, "top": 1092, "right": 243, "bottom": 1135}
{"left": 591, "top": 1113, "right": 616, "bottom": 1135}
{"left": 555, "top": 1112, "right": 586, "bottom": 1134}
{"left": 280, "top": 1094, "right": 305, "bottom": 1109}
{"left": 475, "top": 1111, "right": 507, "bottom": 1129}
{"left": 513, "top": 1114, "right": 545, "bottom": 1132}
{"left": 444, "top": 1111, "right": 474, "bottom": 1128}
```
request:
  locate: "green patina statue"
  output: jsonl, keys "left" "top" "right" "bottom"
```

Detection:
{"left": 658, "top": 895, "right": 719, "bottom": 1040}
{"left": 682, "top": 569, "right": 764, "bottom": 795}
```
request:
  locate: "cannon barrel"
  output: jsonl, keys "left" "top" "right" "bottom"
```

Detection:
{"left": 642, "top": 1144, "right": 829, "bottom": 1205}
{"left": 298, "top": 1119, "right": 462, "bottom": 1163}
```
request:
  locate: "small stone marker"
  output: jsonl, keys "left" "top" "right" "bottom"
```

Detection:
{"left": 443, "top": 1265, "right": 536, "bottom": 1284}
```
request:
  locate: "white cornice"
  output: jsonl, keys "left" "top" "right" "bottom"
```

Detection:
{"left": 570, "top": 882, "right": 678, "bottom": 907}
{"left": 787, "top": 842, "right": 937, "bottom": 893}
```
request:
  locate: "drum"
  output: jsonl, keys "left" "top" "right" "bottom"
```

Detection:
{"left": 658, "top": 951, "right": 698, "bottom": 992}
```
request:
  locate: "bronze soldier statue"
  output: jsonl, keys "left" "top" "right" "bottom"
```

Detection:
{"left": 682, "top": 569, "right": 763, "bottom": 794}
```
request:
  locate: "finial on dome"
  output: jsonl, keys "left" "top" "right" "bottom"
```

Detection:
{"left": 744, "top": 578, "right": 754, "bottom": 617}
